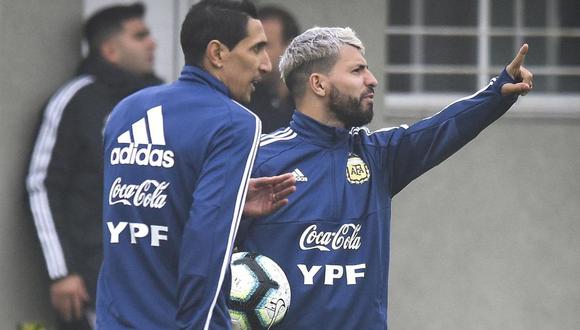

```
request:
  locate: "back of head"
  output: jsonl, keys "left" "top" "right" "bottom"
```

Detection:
{"left": 257, "top": 5, "right": 300, "bottom": 45}
{"left": 279, "top": 27, "right": 364, "bottom": 99}
{"left": 84, "top": 2, "right": 145, "bottom": 55}
{"left": 180, "top": 0, "right": 258, "bottom": 66}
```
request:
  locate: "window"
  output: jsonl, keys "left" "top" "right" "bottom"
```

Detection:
{"left": 385, "top": 0, "right": 580, "bottom": 118}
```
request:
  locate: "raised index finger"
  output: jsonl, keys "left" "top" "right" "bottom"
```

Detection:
{"left": 509, "top": 43, "right": 528, "bottom": 69}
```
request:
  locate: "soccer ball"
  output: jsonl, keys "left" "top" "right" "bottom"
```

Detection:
{"left": 229, "top": 252, "right": 291, "bottom": 330}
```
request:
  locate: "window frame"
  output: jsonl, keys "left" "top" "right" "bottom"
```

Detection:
{"left": 384, "top": 0, "right": 580, "bottom": 119}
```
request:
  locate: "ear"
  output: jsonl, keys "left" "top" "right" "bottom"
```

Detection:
{"left": 100, "top": 39, "right": 119, "bottom": 63}
{"left": 205, "top": 40, "right": 229, "bottom": 69}
{"left": 309, "top": 73, "right": 329, "bottom": 97}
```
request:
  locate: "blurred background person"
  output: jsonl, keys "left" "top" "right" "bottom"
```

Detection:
{"left": 246, "top": 5, "right": 301, "bottom": 133}
{"left": 25, "top": 3, "right": 162, "bottom": 329}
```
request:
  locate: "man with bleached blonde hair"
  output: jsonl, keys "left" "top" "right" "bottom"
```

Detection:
{"left": 236, "top": 26, "right": 532, "bottom": 328}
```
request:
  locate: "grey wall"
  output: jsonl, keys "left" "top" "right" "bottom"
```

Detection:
{"left": 389, "top": 118, "right": 580, "bottom": 329}
{"left": 0, "top": 0, "right": 82, "bottom": 327}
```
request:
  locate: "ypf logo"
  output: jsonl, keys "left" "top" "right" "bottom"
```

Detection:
{"left": 346, "top": 153, "right": 370, "bottom": 184}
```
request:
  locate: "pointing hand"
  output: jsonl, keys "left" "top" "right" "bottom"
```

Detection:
{"left": 501, "top": 43, "right": 534, "bottom": 96}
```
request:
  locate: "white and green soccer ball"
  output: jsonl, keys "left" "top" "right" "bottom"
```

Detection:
{"left": 229, "top": 252, "right": 291, "bottom": 330}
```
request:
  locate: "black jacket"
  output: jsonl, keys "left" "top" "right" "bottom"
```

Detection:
{"left": 26, "top": 55, "right": 162, "bottom": 305}
{"left": 245, "top": 80, "right": 294, "bottom": 134}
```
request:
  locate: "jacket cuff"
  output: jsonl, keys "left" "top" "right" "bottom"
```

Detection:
{"left": 492, "top": 67, "right": 520, "bottom": 101}
{"left": 51, "top": 272, "right": 71, "bottom": 282}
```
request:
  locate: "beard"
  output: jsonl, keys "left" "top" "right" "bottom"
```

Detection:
{"left": 329, "top": 86, "right": 374, "bottom": 128}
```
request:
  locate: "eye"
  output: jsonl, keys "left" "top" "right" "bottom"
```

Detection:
{"left": 352, "top": 64, "right": 368, "bottom": 74}
{"left": 134, "top": 30, "right": 150, "bottom": 41}
{"left": 252, "top": 42, "right": 267, "bottom": 54}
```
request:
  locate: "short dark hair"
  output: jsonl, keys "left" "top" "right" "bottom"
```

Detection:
{"left": 257, "top": 5, "right": 300, "bottom": 45}
{"left": 180, "top": 0, "right": 258, "bottom": 66}
{"left": 84, "top": 3, "right": 145, "bottom": 54}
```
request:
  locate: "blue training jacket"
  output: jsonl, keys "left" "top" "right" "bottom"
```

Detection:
{"left": 236, "top": 70, "right": 519, "bottom": 329}
{"left": 97, "top": 66, "right": 261, "bottom": 329}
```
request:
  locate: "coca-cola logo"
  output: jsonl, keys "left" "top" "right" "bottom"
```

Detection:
{"left": 109, "top": 177, "right": 169, "bottom": 209}
{"left": 299, "top": 224, "right": 362, "bottom": 251}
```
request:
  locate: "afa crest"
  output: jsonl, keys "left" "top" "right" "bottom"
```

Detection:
{"left": 346, "top": 153, "right": 370, "bottom": 184}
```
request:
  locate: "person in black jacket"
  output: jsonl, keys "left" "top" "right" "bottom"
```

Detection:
{"left": 25, "top": 3, "right": 162, "bottom": 329}
{"left": 245, "top": 5, "right": 300, "bottom": 133}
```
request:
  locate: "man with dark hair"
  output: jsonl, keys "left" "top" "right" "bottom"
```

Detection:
{"left": 96, "top": 1, "right": 293, "bottom": 329}
{"left": 26, "top": 3, "right": 161, "bottom": 329}
{"left": 246, "top": 5, "right": 301, "bottom": 133}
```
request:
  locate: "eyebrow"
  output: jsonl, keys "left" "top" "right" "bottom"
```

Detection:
{"left": 351, "top": 63, "right": 368, "bottom": 70}
{"left": 134, "top": 29, "right": 150, "bottom": 39}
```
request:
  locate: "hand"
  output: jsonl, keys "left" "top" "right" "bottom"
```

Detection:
{"left": 243, "top": 173, "right": 296, "bottom": 218}
{"left": 501, "top": 43, "right": 534, "bottom": 96}
{"left": 50, "top": 274, "right": 89, "bottom": 322}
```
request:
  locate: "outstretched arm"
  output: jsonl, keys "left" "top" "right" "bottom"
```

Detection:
{"left": 385, "top": 45, "right": 534, "bottom": 195}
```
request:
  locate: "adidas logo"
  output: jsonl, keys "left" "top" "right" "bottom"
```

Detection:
{"left": 292, "top": 168, "right": 308, "bottom": 182}
{"left": 110, "top": 106, "right": 175, "bottom": 168}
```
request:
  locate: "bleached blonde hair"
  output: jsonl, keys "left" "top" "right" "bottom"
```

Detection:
{"left": 279, "top": 26, "right": 365, "bottom": 98}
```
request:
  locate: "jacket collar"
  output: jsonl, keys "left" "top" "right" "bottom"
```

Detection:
{"left": 178, "top": 65, "right": 230, "bottom": 97}
{"left": 290, "top": 110, "right": 350, "bottom": 147}
{"left": 76, "top": 55, "right": 163, "bottom": 99}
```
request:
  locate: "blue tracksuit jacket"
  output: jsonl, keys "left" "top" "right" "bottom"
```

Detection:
{"left": 97, "top": 66, "right": 261, "bottom": 329}
{"left": 236, "top": 69, "right": 519, "bottom": 329}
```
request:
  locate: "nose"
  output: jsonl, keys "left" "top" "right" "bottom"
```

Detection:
{"left": 260, "top": 51, "right": 272, "bottom": 74}
{"left": 365, "top": 70, "right": 378, "bottom": 88}
{"left": 148, "top": 37, "right": 157, "bottom": 51}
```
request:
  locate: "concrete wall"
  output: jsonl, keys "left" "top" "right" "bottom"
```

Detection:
{"left": 389, "top": 118, "right": 580, "bottom": 329}
{"left": 0, "top": 0, "right": 82, "bottom": 327}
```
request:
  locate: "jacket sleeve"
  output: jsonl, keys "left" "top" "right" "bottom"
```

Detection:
{"left": 382, "top": 69, "right": 519, "bottom": 196}
{"left": 176, "top": 109, "right": 261, "bottom": 329}
{"left": 25, "top": 77, "right": 94, "bottom": 280}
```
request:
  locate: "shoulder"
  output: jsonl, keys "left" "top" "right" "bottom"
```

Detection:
{"left": 41, "top": 75, "right": 95, "bottom": 120}
{"left": 350, "top": 126, "right": 400, "bottom": 137}
{"left": 259, "top": 127, "right": 298, "bottom": 147}
{"left": 253, "top": 127, "right": 301, "bottom": 172}
{"left": 169, "top": 81, "right": 260, "bottom": 127}
{"left": 226, "top": 99, "right": 261, "bottom": 128}
{"left": 349, "top": 125, "right": 404, "bottom": 146}
{"left": 200, "top": 95, "right": 261, "bottom": 139}
{"left": 49, "top": 75, "right": 96, "bottom": 107}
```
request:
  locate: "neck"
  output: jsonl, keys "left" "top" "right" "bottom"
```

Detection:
{"left": 277, "top": 82, "right": 289, "bottom": 100}
{"left": 296, "top": 95, "right": 344, "bottom": 128}
{"left": 200, "top": 58, "right": 223, "bottom": 84}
